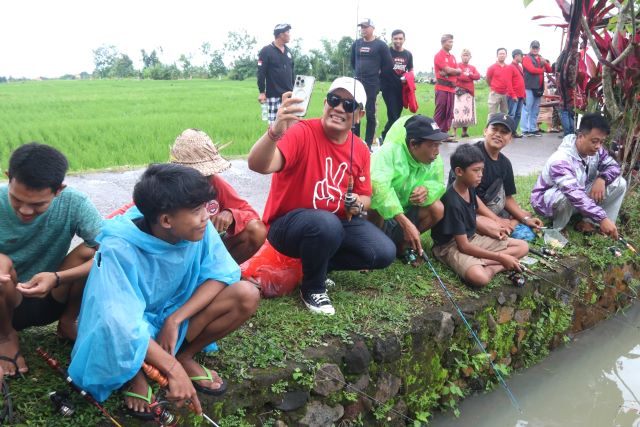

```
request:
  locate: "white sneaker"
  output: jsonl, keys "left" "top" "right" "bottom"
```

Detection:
{"left": 300, "top": 291, "right": 336, "bottom": 315}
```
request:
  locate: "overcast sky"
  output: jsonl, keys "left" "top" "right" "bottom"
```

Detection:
{"left": 0, "top": 0, "right": 567, "bottom": 79}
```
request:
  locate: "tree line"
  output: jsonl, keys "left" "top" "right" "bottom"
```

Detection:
{"left": 90, "top": 30, "right": 355, "bottom": 82}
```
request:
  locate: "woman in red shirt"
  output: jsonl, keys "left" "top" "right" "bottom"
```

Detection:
{"left": 452, "top": 49, "right": 481, "bottom": 138}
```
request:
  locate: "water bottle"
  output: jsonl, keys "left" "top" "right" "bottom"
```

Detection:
{"left": 261, "top": 103, "right": 269, "bottom": 121}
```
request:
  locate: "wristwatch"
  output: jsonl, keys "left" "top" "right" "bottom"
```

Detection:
{"left": 521, "top": 216, "right": 530, "bottom": 224}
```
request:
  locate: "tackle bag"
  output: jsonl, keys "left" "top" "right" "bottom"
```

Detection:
{"left": 240, "top": 240, "right": 303, "bottom": 298}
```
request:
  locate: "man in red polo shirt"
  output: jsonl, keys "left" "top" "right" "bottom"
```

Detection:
{"left": 506, "top": 49, "right": 526, "bottom": 138}
{"left": 433, "top": 34, "right": 461, "bottom": 142}
{"left": 521, "top": 40, "right": 552, "bottom": 137}
{"left": 486, "top": 48, "right": 509, "bottom": 117}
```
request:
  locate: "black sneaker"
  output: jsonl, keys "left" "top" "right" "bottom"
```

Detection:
{"left": 300, "top": 291, "right": 335, "bottom": 315}
{"left": 533, "top": 131, "right": 543, "bottom": 137}
{"left": 522, "top": 132, "right": 532, "bottom": 137}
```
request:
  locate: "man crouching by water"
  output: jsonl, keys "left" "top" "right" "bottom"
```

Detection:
{"left": 248, "top": 77, "right": 396, "bottom": 316}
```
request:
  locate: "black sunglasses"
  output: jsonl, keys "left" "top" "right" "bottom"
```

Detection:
{"left": 326, "top": 93, "right": 360, "bottom": 113}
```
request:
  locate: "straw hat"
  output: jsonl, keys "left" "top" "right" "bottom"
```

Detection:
{"left": 170, "top": 129, "right": 231, "bottom": 176}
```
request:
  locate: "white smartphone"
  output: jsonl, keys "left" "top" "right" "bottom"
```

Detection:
{"left": 291, "top": 75, "right": 315, "bottom": 117}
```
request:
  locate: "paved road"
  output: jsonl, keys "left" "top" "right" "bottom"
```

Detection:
{"left": 63, "top": 133, "right": 564, "bottom": 217}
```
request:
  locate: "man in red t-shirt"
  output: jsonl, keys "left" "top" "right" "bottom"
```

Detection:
{"left": 248, "top": 77, "right": 396, "bottom": 315}
{"left": 506, "top": 49, "right": 526, "bottom": 137}
{"left": 433, "top": 34, "right": 461, "bottom": 141}
{"left": 486, "top": 48, "right": 509, "bottom": 116}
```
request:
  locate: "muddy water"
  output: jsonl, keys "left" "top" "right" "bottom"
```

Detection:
{"left": 430, "top": 303, "right": 640, "bottom": 427}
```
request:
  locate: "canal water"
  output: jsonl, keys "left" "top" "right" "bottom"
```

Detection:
{"left": 430, "top": 303, "right": 640, "bottom": 427}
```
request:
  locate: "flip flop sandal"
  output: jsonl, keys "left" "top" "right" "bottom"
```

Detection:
{"left": 0, "top": 351, "right": 27, "bottom": 379}
{"left": 190, "top": 364, "right": 227, "bottom": 396}
{"left": 123, "top": 384, "right": 156, "bottom": 420}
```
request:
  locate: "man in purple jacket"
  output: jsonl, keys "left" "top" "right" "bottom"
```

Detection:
{"left": 530, "top": 113, "right": 626, "bottom": 239}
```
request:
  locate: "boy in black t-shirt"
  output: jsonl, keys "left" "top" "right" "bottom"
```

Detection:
{"left": 447, "top": 113, "right": 544, "bottom": 239}
{"left": 432, "top": 144, "right": 528, "bottom": 287}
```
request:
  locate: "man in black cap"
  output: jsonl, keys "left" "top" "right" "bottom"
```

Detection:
{"left": 449, "top": 113, "right": 544, "bottom": 237}
{"left": 506, "top": 49, "right": 525, "bottom": 136}
{"left": 369, "top": 115, "right": 447, "bottom": 257}
{"left": 521, "top": 40, "right": 552, "bottom": 137}
{"left": 351, "top": 18, "right": 394, "bottom": 150}
{"left": 257, "top": 24, "right": 294, "bottom": 124}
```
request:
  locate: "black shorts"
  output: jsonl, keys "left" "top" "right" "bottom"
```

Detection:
{"left": 381, "top": 206, "right": 420, "bottom": 248}
{"left": 12, "top": 294, "right": 66, "bottom": 331}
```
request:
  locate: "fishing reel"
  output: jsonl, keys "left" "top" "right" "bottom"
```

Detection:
{"left": 540, "top": 246, "right": 556, "bottom": 257}
{"left": 343, "top": 192, "right": 364, "bottom": 217}
{"left": 149, "top": 400, "right": 180, "bottom": 427}
{"left": 402, "top": 248, "right": 418, "bottom": 265}
{"left": 608, "top": 246, "right": 623, "bottom": 257}
{"left": 49, "top": 390, "right": 75, "bottom": 417}
{"left": 508, "top": 271, "right": 527, "bottom": 288}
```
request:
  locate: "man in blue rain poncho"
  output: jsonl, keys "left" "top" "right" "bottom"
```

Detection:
{"left": 68, "top": 164, "right": 260, "bottom": 419}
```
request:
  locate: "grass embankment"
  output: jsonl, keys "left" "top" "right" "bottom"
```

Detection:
{"left": 5, "top": 179, "right": 638, "bottom": 426}
{"left": 0, "top": 78, "right": 490, "bottom": 172}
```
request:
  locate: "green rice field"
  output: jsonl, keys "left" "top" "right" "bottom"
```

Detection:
{"left": 0, "top": 79, "right": 490, "bottom": 172}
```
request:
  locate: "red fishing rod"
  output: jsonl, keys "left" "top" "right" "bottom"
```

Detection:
{"left": 36, "top": 348, "right": 123, "bottom": 427}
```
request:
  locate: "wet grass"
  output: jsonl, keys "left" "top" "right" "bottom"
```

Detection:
{"left": 0, "top": 79, "right": 490, "bottom": 173}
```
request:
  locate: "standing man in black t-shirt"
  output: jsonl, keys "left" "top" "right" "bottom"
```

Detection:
{"left": 351, "top": 18, "right": 394, "bottom": 150}
{"left": 448, "top": 113, "right": 544, "bottom": 236}
{"left": 257, "top": 23, "right": 294, "bottom": 124}
{"left": 380, "top": 29, "right": 414, "bottom": 142}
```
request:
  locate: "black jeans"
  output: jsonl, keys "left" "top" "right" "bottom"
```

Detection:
{"left": 353, "top": 82, "right": 380, "bottom": 147}
{"left": 267, "top": 209, "right": 396, "bottom": 294}
{"left": 381, "top": 85, "right": 403, "bottom": 141}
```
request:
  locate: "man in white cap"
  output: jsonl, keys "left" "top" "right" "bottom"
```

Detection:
{"left": 350, "top": 18, "right": 394, "bottom": 150}
{"left": 257, "top": 23, "right": 294, "bottom": 124}
{"left": 248, "top": 77, "right": 396, "bottom": 315}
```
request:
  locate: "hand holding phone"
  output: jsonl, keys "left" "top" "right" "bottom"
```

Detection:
{"left": 291, "top": 75, "right": 315, "bottom": 117}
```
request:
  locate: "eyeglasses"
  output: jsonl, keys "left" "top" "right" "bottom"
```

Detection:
{"left": 326, "top": 94, "right": 360, "bottom": 113}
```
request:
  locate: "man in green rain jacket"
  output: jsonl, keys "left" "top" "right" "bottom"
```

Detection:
{"left": 369, "top": 115, "right": 448, "bottom": 257}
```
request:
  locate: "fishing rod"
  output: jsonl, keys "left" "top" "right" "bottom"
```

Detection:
{"left": 0, "top": 377, "right": 12, "bottom": 426}
{"left": 141, "top": 362, "right": 219, "bottom": 427}
{"left": 618, "top": 236, "right": 638, "bottom": 255}
{"left": 343, "top": 0, "right": 360, "bottom": 222}
{"left": 36, "top": 348, "right": 124, "bottom": 427}
{"left": 420, "top": 252, "right": 523, "bottom": 414}
{"left": 529, "top": 247, "right": 638, "bottom": 301}
{"left": 518, "top": 265, "right": 640, "bottom": 332}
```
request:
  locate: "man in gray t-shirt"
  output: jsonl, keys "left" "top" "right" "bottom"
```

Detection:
{"left": 0, "top": 143, "right": 101, "bottom": 377}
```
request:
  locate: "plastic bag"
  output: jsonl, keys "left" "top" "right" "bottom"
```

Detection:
{"left": 511, "top": 224, "right": 536, "bottom": 241}
{"left": 240, "top": 240, "right": 302, "bottom": 298}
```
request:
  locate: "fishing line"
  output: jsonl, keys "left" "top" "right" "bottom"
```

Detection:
{"left": 421, "top": 252, "right": 524, "bottom": 414}
{"left": 529, "top": 247, "right": 639, "bottom": 302}
{"left": 519, "top": 265, "right": 640, "bottom": 331}
{"left": 0, "top": 378, "right": 13, "bottom": 426}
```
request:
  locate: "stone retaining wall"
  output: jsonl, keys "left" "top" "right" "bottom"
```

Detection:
{"left": 185, "top": 260, "right": 638, "bottom": 426}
